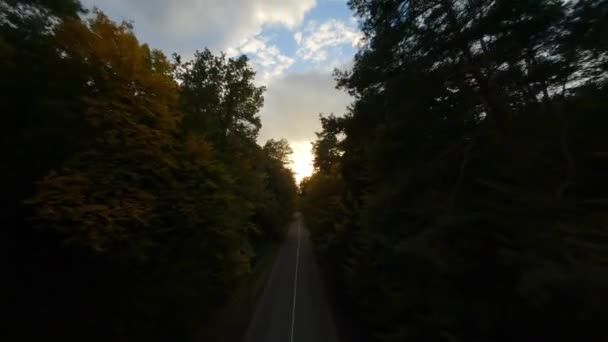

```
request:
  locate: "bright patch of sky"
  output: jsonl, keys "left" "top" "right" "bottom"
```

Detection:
{"left": 81, "top": 0, "right": 361, "bottom": 183}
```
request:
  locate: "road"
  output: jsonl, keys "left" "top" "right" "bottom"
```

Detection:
{"left": 244, "top": 216, "right": 339, "bottom": 342}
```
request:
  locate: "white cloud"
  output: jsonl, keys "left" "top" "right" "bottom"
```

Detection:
{"left": 297, "top": 19, "right": 363, "bottom": 64}
{"left": 82, "top": 0, "right": 357, "bottom": 158}
{"left": 258, "top": 70, "right": 352, "bottom": 143}
{"left": 82, "top": 0, "right": 316, "bottom": 52}
{"left": 294, "top": 32, "right": 303, "bottom": 45}
{"left": 229, "top": 35, "right": 294, "bottom": 84}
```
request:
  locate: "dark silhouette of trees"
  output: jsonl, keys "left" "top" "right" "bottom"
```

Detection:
{"left": 2, "top": 1, "right": 297, "bottom": 340}
{"left": 302, "top": 0, "right": 608, "bottom": 341}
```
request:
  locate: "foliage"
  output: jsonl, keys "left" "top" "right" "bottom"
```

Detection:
{"left": 259, "top": 139, "right": 298, "bottom": 238}
{"left": 302, "top": 0, "right": 608, "bottom": 341}
{"left": 2, "top": 2, "right": 297, "bottom": 340}
{"left": 264, "top": 138, "right": 293, "bottom": 166}
{"left": 175, "top": 49, "right": 264, "bottom": 143}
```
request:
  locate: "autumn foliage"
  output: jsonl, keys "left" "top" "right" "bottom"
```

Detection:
{"left": 2, "top": 2, "right": 296, "bottom": 340}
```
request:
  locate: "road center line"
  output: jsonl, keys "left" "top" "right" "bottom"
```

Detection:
{"left": 289, "top": 220, "right": 301, "bottom": 342}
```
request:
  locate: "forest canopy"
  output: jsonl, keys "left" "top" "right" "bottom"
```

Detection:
{"left": 1, "top": 1, "right": 297, "bottom": 340}
{"left": 301, "top": 0, "right": 608, "bottom": 341}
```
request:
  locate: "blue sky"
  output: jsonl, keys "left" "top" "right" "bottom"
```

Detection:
{"left": 80, "top": 0, "right": 361, "bottom": 181}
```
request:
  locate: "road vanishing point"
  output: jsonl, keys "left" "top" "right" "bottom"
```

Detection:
{"left": 244, "top": 216, "right": 339, "bottom": 342}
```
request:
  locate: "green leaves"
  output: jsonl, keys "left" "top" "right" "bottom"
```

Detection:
{"left": 3, "top": 7, "right": 298, "bottom": 341}
{"left": 304, "top": 0, "right": 608, "bottom": 341}
{"left": 176, "top": 49, "right": 265, "bottom": 143}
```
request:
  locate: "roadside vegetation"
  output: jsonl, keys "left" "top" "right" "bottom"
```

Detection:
{"left": 301, "top": 0, "right": 608, "bottom": 341}
{"left": 2, "top": 1, "right": 297, "bottom": 340}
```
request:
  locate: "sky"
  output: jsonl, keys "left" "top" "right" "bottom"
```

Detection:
{"left": 80, "top": 0, "right": 361, "bottom": 183}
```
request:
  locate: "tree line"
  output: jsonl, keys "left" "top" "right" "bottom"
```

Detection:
{"left": 301, "top": 0, "right": 608, "bottom": 341}
{"left": 2, "top": 1, "right": 297, "bottom": 340}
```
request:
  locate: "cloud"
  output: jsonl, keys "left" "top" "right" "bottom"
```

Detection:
{"left": 229, "top": 36, "right": 294, "bottom": 83}
{"left": 258, "top": 70, "right": 352, "bottom": 143}
{"left": 81, "top": 0, "right": 316, "bottom": 52}
{"left": 82, "top": 0, "right": 357, "bottom": 146}
{"left": 294, "top": 32, "right": 303, "bottom": 45}
{"left": 297, "top": 19, "right": 363, "bottom": 64}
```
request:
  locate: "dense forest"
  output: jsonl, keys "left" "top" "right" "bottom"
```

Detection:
{"left": 5, "top": 0, "right": 608, "bottom": 341}
{"left": 2, "top": 0, "right": 297, "bottom": 340}
{"left": 301, "top": 0, "right": 608, "bottom": 341}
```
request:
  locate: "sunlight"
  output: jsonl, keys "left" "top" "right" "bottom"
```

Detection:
{"left": 289, "top": 141, "right": 314, "bottom": 184}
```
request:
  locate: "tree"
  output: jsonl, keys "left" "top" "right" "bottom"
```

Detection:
{"left": 313, "top": 115, "right": 344, "bottom": 173}
{"left": 3, "top": 8, "right": 297, "bottom": 341}
{"left": 303, "top": 0, "right": 608, "bottom": 341}
{"left": 31, "top": 12, "right": 180, "bottom": 252}
{"left": 1, "top": 0, "right": 91, "bottom": 226}
{"left": 176, "top": 49, "right": 265, "bottom": 144}
{"left": 257, "top": 139, "right": 297, "bottom": 237}
{"left": 264, "top": 138, "right": 293, "bottom": 166}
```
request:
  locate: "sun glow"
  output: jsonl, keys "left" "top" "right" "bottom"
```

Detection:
{"left": 289, "top": 141, "right": 314, "bottom": 184}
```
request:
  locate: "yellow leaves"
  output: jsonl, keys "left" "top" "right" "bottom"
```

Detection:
{"left": 55, "top": 10, "right": 180, "bottom": 132}
{"left": 31, "top": 167, "right": 157, "bottom": 253}
{"left": 8, "top": 7, "right": 298, "bottom": 338}
{"left": 232, "top": 249, "right": 252, "bottom": 276}
{"left": 57, "top": 12, "right": 140, "bottom": 79}
{"left": 185, "top": 134, "right": 214, "bottom": 164}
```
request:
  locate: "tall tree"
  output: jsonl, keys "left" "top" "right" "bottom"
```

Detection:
{"left": 1, "top": 0, "right": 89, "bottom": 225}
{"left": 303, "top": 0, "right": 608, "bottom": 341}
{"left": 264, "top": 138, "right": 293, "bottom": 166}
{"left": 3, "top": 7, "right": 298, "bottom": 341}
{"left": 176, "top": 49, "right": 265, "bottom": 144}
{"left": 31, "top": 12, "right": 180, "bottom": 252}
{"left": 312, "top": 115, "right": 344, "bottom": 174}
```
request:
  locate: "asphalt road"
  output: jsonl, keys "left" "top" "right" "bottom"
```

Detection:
{"left": 244, "top": 216, "right": 339, "bottom": 342}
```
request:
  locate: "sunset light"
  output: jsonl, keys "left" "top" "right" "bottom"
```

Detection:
{"left": 289, "top": 141, "right": 314, "bottom": 184}
{"left": 8, "top": 1, "right": 602, "bottom": 341}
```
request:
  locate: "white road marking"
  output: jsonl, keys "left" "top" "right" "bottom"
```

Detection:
{"left": 289, "top": 220, "right": 301, "bottom": 342}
